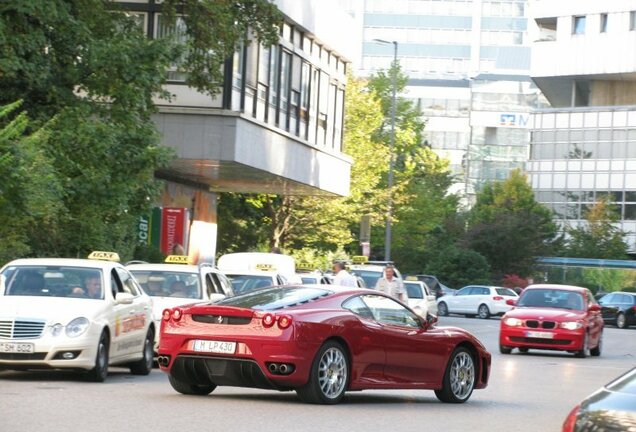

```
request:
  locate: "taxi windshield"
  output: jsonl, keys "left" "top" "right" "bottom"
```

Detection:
{"left": 2, "top": 266, "right": 104, "bottom": 299}
{"left": 226, "top": 274, "right": 275, "bottom": 295}
{"left": 129, "top": 270, "right": 201, "bottom": 299}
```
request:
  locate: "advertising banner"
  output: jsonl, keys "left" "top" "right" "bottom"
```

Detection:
{"left": 160, "top": 208, "right": 187, "bottom": 255}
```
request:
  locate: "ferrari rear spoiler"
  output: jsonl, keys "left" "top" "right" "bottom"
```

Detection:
{"left": 186, "top": 304, "right": 254, "bottom": 318}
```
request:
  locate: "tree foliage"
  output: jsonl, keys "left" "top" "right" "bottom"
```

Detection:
{"left": 563, "top": 197, "right": 629, "bottom": 259}
{"left": 424, "top": 246, "right": 492, "bottom": 288}
{"left": 462, "top": 169, "right": 557, "bottom": 278}
{"left": 0, "top": 0, "right": 281, "bottom": 260}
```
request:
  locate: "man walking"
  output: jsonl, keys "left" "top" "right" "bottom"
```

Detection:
{"left": 332, "top": 262, "right": 357, "bottom": 287}
{"left": 375, "top": 265, "right": 406, "bottom": 302}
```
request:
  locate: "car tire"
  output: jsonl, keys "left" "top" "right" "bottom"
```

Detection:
{"left": 575, "top": 333, "right": 589, "bottom": 358}
{"left": 518, "top": 347, "right": 529, "bottom": 353}
{"left": 130, "top": 328, "right": 154, "bottom": 375}
{"left": 435, "top": 347, "right": 476, "bottom": 403}
{"left": 86, "top": 331, "right": 109, "bottom": 382}
{"left": 499, "top": 345, "right": 512, "bottom": 354}
{"left": 296, "top": 340, "right": 349, "bottom": 405}
{"left": 168, "top": 374, "right": 216, "bottom": 395}
{"left": 590, "top": 334, "right": 602, "bottom": 357}
{"left": 478, "top": 304, "right": 490, "bottom": 319}
{"left": 437, "top": 302, "right": 448, "bottom": 317}
{"left": 617, "top": 313, "right": 627, "bottom": 329}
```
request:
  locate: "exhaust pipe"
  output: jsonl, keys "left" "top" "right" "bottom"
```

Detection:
{"left": 279, "top": 364, "right": 289, "bottom": 374}
{"left": 157, "top": 356, "right": 170, "bottom": 367}
{"left": 268, "top": 363, "right": 279, "bottom": 374}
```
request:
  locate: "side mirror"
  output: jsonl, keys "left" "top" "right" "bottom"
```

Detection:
{"left": 422, "top": 313, "right": 438, "bottom": 329}
{"left": 506, "top": 299, "right": 517, "bottom": 306}
{"left": 589, "top": 304, "right": 601, "bottom": 312}
{"left": 115, "top": 292, "right": 134, "bottom": 304}
{"left": 209, "top": 293, "right": 226, "bottom": 303}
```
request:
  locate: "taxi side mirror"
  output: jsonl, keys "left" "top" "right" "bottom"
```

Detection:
{"left": 506, "top": 299, "right": 517, "bottom": 306}
{"left": 115, "top": 292, "right": 134, "bottom": 304}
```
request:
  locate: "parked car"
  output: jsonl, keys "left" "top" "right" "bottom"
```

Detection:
{"left": 0, "top": 252, "right": 154, "bottom": 381}
{"left": 217, "top": 252, "right": 300, "bottom": 294}
{"left": 403, "top": 278, "right": 438, "bottom": 317}
{"left": 158, "top": 285, "right": 491, "bottom": 404}
{"left": 562, "top": 367, "right": 636, "bottom": 431}
{"left": 499, "top": 284, "right": 603, "bottom": 357}
{"left": 437, "top": 285, "right": 518, "bottom": 319}
{"left": 598, "top": 291, "right": 636, "bottom": 329}
{"left": 127, "top": 255, "right": 233, "bottom": 353}
{"left": 410, "top": 275, "right": 453, "bottom": 299}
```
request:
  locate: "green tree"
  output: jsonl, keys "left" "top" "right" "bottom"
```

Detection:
{"left": 0, "top": 0, "right": 281, "bottom": 260}
{"left": 425, "top": 246, "right": 492, "bottom": 288}
{"left": 463, "top": 169, "right": 557, "bottom": 278}
{"left": 564, "top": 197, "right": 629, "bottom": 259}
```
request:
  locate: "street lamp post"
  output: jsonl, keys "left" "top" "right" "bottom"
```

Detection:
{"left": 373, "top": 39, "right": 398, "bottom": 262}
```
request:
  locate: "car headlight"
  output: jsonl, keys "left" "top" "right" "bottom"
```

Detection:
{"left": 66, "top": 317, "right": 90, "bottom": 338}
{"left": 51, "top": 323, "right": 63, "bottom": 337}
{"left": 560, "top": 321, "right": 583, "bottom": 330}
{"left": 504, "top": 317, "right": 523, "bottom": 327}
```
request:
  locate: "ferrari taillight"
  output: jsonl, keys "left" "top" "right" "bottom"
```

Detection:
{"left": 162, "top": 309, "right": 172, "bottom": 321}
{"left": 172, "top": 308, "right": 183, "bottom": 321}
{"left": 493, "top": 296, "right": 504, "bottom": 301}
{"left": 278, "top": 315, "right": 293, "bottom": 329}
{"left": 262, "top": 313, "right": 275, "bottom": 328}
{"left": 562, "top": 404, "right": 580, "bottom": 432}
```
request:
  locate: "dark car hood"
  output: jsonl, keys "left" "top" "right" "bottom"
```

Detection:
{"left": 504, "top": 307, "right": 585, "bottom": 321}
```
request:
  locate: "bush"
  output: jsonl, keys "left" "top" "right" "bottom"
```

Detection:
{"left": 425, "top": 246, "right": 492, "bottom": 288}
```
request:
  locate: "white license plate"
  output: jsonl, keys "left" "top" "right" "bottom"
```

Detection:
{"left": 0, "top": 342, "right": 35, "bottom": 353}
{"left": 192, "top": 340, "right": 236, "bottom": 354}
{"left": 525, "top": 331, "right": 554, "bottom": 339}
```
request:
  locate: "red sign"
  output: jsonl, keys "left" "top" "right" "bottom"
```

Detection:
{"left": 160, "top": 208, "right": 186, "bottom": 255}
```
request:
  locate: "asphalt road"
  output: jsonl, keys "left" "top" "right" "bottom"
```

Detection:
{"left": 1, "top": 316, "right": 634, "bottom": 432}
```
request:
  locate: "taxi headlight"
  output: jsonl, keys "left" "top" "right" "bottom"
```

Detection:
{"left": 51, "top": 323, "right": 63, "bottom": 337}
{"left": 560, "top": 321, "right": 583, "bottom": 330}
{"left": 504, "top": 317, "right": 523, "bottom": 327}
{"left": 66, "top": 317, "right": 90, "bottom": 338}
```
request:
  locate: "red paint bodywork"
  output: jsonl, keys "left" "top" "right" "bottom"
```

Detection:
{"left": 499, "top": 285, "right": 604, "bottom": 353}
{"left": 158, "top": 288, "right": 491, "bottom": 393}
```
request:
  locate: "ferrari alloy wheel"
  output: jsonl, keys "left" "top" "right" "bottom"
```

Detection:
{"left": 130, "top": 328, "right": 154, "bottom": 375}
{"left": 436, "top": 347, "right": 476, "bottom": 403}
{"left": 478, "top": 304, "right": 490, "bottom": 319}
{"left": 168, "top": 375, "right": 216, "bottom": 395}
{"left": 296, "top": 341, "right": 349, "bottom": 404}
{"left": 499, "top": 345, "right": 512, "bottom": 354}
{"left": 617, "top": 313, "right": 627, "bottom": 329}
{"left": 438, "top": 302, "right": 448, "bottom": 316}
{"left": 575, "top": 333, "right": 589, "bottom": 358}
{"left": 87, "top": 332, "right": 109, "bottom": 382}
{"left": 590, "top": 334, "right": 602, "bottom": 357}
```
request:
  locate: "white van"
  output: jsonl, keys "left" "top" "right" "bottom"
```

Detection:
{"left": 217, "top": 252, "right": 301, "bottom": 295}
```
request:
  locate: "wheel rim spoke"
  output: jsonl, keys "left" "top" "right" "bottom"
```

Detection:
{"left": 317, "top": 347, "right": 347, "bottom": 398}
{"left": 449, "top": 352, "right": 475, "bottom": 399}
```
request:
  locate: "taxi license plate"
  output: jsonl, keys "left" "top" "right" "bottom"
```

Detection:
{"left": 0, "top": 342, "right": 35, "bottom": 354}
{"left": 525, "top": 331, "right": 554, "bottom": 339}
{"left": 192, "top": 340, "right": 236, "bottom": 354}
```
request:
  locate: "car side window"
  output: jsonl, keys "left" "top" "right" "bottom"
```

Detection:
{"left": 360, "top": 295, "right": 420, "bottom": 328}
{"left": 115, "top": 268, "right": 140, "bottom": 297}
{"left": 204, "top": 273, "right": 219, "bottom": 297}
{"left": 215, "top": 272, "right": 234, "bottom": 296}
{"left": 111, "top": 269, "right": 123, "bottom": 298}
{"left": 342, "top": 296, "right": 375, "bottom": 320}
{"left": 620, "top": 294, "right": 631, "bottom": 305}
{"left": 600, "top": 293, "right": 614, "bottom": 304}
{"left": 457, "top": 287, "right": 471, "bottom": 296}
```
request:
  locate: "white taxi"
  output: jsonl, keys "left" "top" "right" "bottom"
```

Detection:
{"left": 126, "top": 255, "right": 234, "bottom": 352}
{"left": 217, "top": 252, "right": 300, "bottom": 295}
{"left": 403, "top": 277, "right": 438, "bottom": 317}
{"left": 0, "top": 252, "right": 154, "bottom": 382}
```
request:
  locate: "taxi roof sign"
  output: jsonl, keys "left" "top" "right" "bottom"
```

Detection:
{"left": 255, "top": 263, "right": 275, "bottom": 271}
{"left": 351, "top": 255, "right": 369, "bottom": 264}
{"left": 296, "top": 262, "right": 314, "bottom": 272}
{"left": 88, "top": 251, "right": 120, "bottom": 262}
{"left": 405, "top": 276, "right": 418, "bottom": 281}
{"left": 165, "top": 255, "right": 189, "bottom": 264}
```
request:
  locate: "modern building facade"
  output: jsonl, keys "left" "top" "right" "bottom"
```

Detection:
{"left": 528, "top": 0, "right": 636, "bottom": 249}
{"left": 118, "top": 0, "right": 356, "bottom": 226}
{"left": 348, "top": 0, "right": 538, "bottom": 202}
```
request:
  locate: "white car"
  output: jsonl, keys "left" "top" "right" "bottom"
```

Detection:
{"left": 218, "top": 252, "right": 300, "bottom": 295}
{"left": 403, "top": 280, "right": 438, "bottom": 317}
{"left": 349, "top": 263, "right": 403, "bottom": 289}
{"left": 0, "top": 253, "right": 154, "bottom": 381}
{"left": 297, "top": 272, "right": 332, "bottom": 285}
{"left": 126, "top": 256, "right": 234, "bottom": 352}
{"left": 436, "top": 285, "right": 518, "bottom": 319}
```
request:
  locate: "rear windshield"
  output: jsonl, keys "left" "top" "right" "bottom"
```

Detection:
{"left": 2, "top": 265, "right": 104, "bottom": 299}
{"left": 129, "top": 270, "right": 201, "bottom": 299}
{"left": 518, "top": 289, "right": 585, "bottom": 311}
{"left": 496, "top": 288, "right": 517, "bottom": 297}
{"left": 404, "top": 282, "right": 423, "bottom": 299}
{"left": 219, "top": 287, "right": 332, "bottom": 310}
{"left": 226, "top": 274, "right": 275, "bottom": 295}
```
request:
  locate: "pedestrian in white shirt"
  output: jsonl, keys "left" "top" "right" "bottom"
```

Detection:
{"left": 332, "top": 262, "right": 358, "bottom": 287}
{"left": 375, "top": 265, "right": 406, "bottom": 302}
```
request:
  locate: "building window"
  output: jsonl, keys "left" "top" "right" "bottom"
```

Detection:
{"left": 155, "top": 14, "right": 188, "bottom": 82}
{"left": 600, "top": 13, "right": 608, "bottom": 33}
{"left": 631, "top": 11, "right": 636, "bottom": 31}
{"left": 573, "top": 16, "right": 586, "bottom": 35}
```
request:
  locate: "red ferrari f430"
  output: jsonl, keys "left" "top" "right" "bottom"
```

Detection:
{"left": 158, "top": 285, "right": 491, "bottom": 404}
